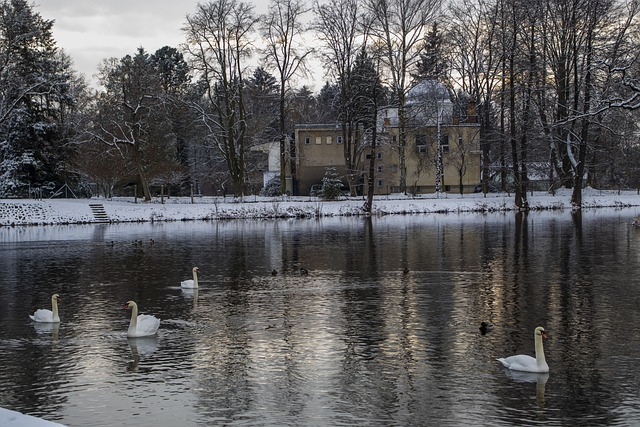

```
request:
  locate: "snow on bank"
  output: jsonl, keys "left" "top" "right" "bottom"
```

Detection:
{"left": 1, "top": 188, "right": 639, "bottom": 226}
{"left": 0, "top": 407, "right": 66, "bottom": 427}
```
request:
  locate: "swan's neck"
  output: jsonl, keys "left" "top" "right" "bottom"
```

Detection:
{"left": 129, "top": 304, "right": 139, "bottom": 332}
{"left": 193, "top": 270, "right": 199, "bottom": 287}
{"left": 51, "top": 298, "right": 59, "bottom": 319}
{"left": 535, "top": 333, "right": 547, "bottom": 368}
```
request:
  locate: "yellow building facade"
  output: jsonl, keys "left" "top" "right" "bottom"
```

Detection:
{"left": 293, "top": 115, "right": 481, "bottom": 196}
{"left": 292, "top": 82, "right": 482, "bottom": 196}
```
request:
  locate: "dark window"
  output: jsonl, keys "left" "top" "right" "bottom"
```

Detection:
{"left": 441, "top": 135, "right": 449, "bottom": 152}
{"left": 416, "top": 134, "right": 427, "bottom": 153}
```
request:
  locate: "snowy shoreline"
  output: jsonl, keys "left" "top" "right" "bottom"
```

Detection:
{"left": 1, "top": 188, "right": 639, "bottom": 227}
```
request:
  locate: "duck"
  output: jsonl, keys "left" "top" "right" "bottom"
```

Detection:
{"left": 181, "top": 267, "right": 200, "bottom": 289}
{"left": 497, "top": 326, "right": 549, "bottom": 373}
{"left": 29, "top": 294, "right": 61, "bottom": 323}
{"left": 299, "top": 267, "right": 308, "bottom": 275}
{"left": 123, "top": 301, "right": 160, "bottom": 338}
{"left": 479, "top": 321, "right": 494, "bottom": 334}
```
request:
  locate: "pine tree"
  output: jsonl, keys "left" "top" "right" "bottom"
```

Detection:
{"left": 0, "top": 0, "right": 80, "bottom": 197}
{"left": 414, "top": 23, "right": 448, "bottom": 83}
{"left": 320, "top": 167, "right": 344, "bottom": 200}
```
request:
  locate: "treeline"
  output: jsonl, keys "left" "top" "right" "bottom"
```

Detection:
{"left": 1, "top": 0, "right": 638, "bottom": 209}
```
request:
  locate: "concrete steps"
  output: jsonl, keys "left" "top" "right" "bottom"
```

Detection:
{"left": 89, "top": 203, "right": 110, "bottom": 223}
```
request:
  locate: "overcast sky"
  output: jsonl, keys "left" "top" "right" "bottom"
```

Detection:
{"left": 35, "top": 1, "right": 312, "bottom": 89}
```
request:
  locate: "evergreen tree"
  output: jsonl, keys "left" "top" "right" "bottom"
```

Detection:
{"left": 246, "top": 67, "right": 278, "bottom": 94}
{"left": 347, "top": 49, "right": 386, "bottom": 130}
{"left": 315, "top": 82, "right": 340, "bottom": 123}
{"left": 413, "top": 23, "right": 448, "bottom": 83}
{"left": 320, "top": 166, "right": 344, "bottom": 200}
{"left": 0, "top": 0, "right": 80, "bottom": 197}
{"left": 245, "top": 66, "right": 279, "bottom": 142}
{"left": 89, "top": 47, "right": 177, "bottom": 201}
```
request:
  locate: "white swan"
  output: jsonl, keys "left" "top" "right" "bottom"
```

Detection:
{"left": 123, "top": 300, "right": 160, "bottom": 337}
{"left": 181, "top": 267, "right": 200, "bottom": 289}
{"left": 498, "top": 326, "right": 549, "bottom": 373}
{"left": 29, "top": 293, "right": 61, "bottom": 323}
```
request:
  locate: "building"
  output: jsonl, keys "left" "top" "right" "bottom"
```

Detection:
{"left": 263, "top": 81, "right": 482, "bottom": 196}
{"left": 373, "top": 81, "right": 482, "bottom": 194}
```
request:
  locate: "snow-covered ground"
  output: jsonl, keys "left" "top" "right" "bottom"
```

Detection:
{"left": 0, "top": 407, "right": 66, "bottom": 427}
{"left": 1, "top": 187, "right": 639, "bottom": 226}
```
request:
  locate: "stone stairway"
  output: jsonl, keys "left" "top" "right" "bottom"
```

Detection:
{"left": 89, "top": 203, "right": 110, "bottom": 223}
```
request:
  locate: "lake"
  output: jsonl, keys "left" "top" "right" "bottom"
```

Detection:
{"left": 1, "top": 209, "right": 639, "bottom": 426}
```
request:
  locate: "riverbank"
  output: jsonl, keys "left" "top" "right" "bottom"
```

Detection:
{"left": 1, "top": 187, "right": 639, "bottom": 226}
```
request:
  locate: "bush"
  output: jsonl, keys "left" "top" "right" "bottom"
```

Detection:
{"left": 320, "top": 167, "right": 344, "bottom": 200}
{"left": 260, "top": 177, "right": 282, "bottom": 197}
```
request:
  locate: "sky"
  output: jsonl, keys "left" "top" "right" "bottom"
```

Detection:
{"left": 34, "top": 0, "right": 313, "bottom": 90}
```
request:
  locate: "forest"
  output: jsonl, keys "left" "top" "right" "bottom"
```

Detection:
{"left": 1, "top": 0, "right": 639, "bottom": 210}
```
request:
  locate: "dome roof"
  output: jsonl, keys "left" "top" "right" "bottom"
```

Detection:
{"left": 407, "top": 80, "right": 450, "bottom": 104}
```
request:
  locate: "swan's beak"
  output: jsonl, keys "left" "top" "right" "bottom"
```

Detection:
{"left": 541, "top": 331, "right": 547, "bottom": 340}
{"left": 122, "top": 303, "right": 130, "bottom": 309}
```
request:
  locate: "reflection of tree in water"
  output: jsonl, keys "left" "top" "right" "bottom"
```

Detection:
{"left": 7, "top": 323, "right": 69, "bottom": 418}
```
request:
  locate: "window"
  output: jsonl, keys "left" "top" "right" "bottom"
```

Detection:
{"left": 458, "top": 136, "right": 463, "bottom": 148}
{"left": 337, "top": 136, "right": 343, "bottom": 144}
{"left": 377, "top": 152, "right": 382, "bottom": 160}
{"left": 440, "top": 135, "right": 449, "bottom": 152}
{"left": 315, "top": 136, "right": 322, "bottom": 145}
{"left": 377, "top": 165, "right": 384, "bottom": 173}
{"left": 377, "top": 179, "right": 383, "bottom": 188}
{"left": 305, "top": 136, "right": 310, "bottom": 145}
{"left": 326, "top": 136, "right": 333, "bottom": 144}
{"left": 415, "top": 134, "right": 427, "bottom": 153}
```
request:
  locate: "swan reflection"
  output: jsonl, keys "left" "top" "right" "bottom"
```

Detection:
{"left": 181, "top": 288, "right": 199, "bottom": 307}
{"left": 127, "top": 336, "right": 158, "bottom": 372}
{"left": 33, "top": 321, "right": 60, "bottom": 340}
{"left": 503, "top": 369, "right": 549, "bottom": 408}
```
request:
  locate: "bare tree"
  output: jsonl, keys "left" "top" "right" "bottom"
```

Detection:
{"left": 73, "top": 141, "right": 130, "bottom": 199}
{"left": 261, "top": 0, "right": 312, "bottom": 195}
{"left": 366, "top": 0, "right": 441, "bottom": 194}
{"left": 448, "top": 0, "right": 503, "bottom": 196}
{"left": 313, "top": 0, "right": 364, "bottom": 195}
{"left": 85, "top": 49, "right": 173, "bottom": 202}
{"left": 537, "top": 0, "right": 639, "bottom": 207}
{"left": 183, "top": 0, "right": 259, "bottom": 196}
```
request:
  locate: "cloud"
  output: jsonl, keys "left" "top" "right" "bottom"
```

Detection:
{"left": 34, "top": 1, "right": 321, "bottom": 90}
{"left": 36, "top": 1, "right": 200, "bottom": 83}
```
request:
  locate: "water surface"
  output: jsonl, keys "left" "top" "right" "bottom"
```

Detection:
{"left": 1, "top": 209, "right": 639, "bottom": 426}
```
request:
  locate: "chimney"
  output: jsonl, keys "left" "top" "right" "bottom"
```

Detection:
{"left": 467, "top": 101, "right": 477, "bottom": 123}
